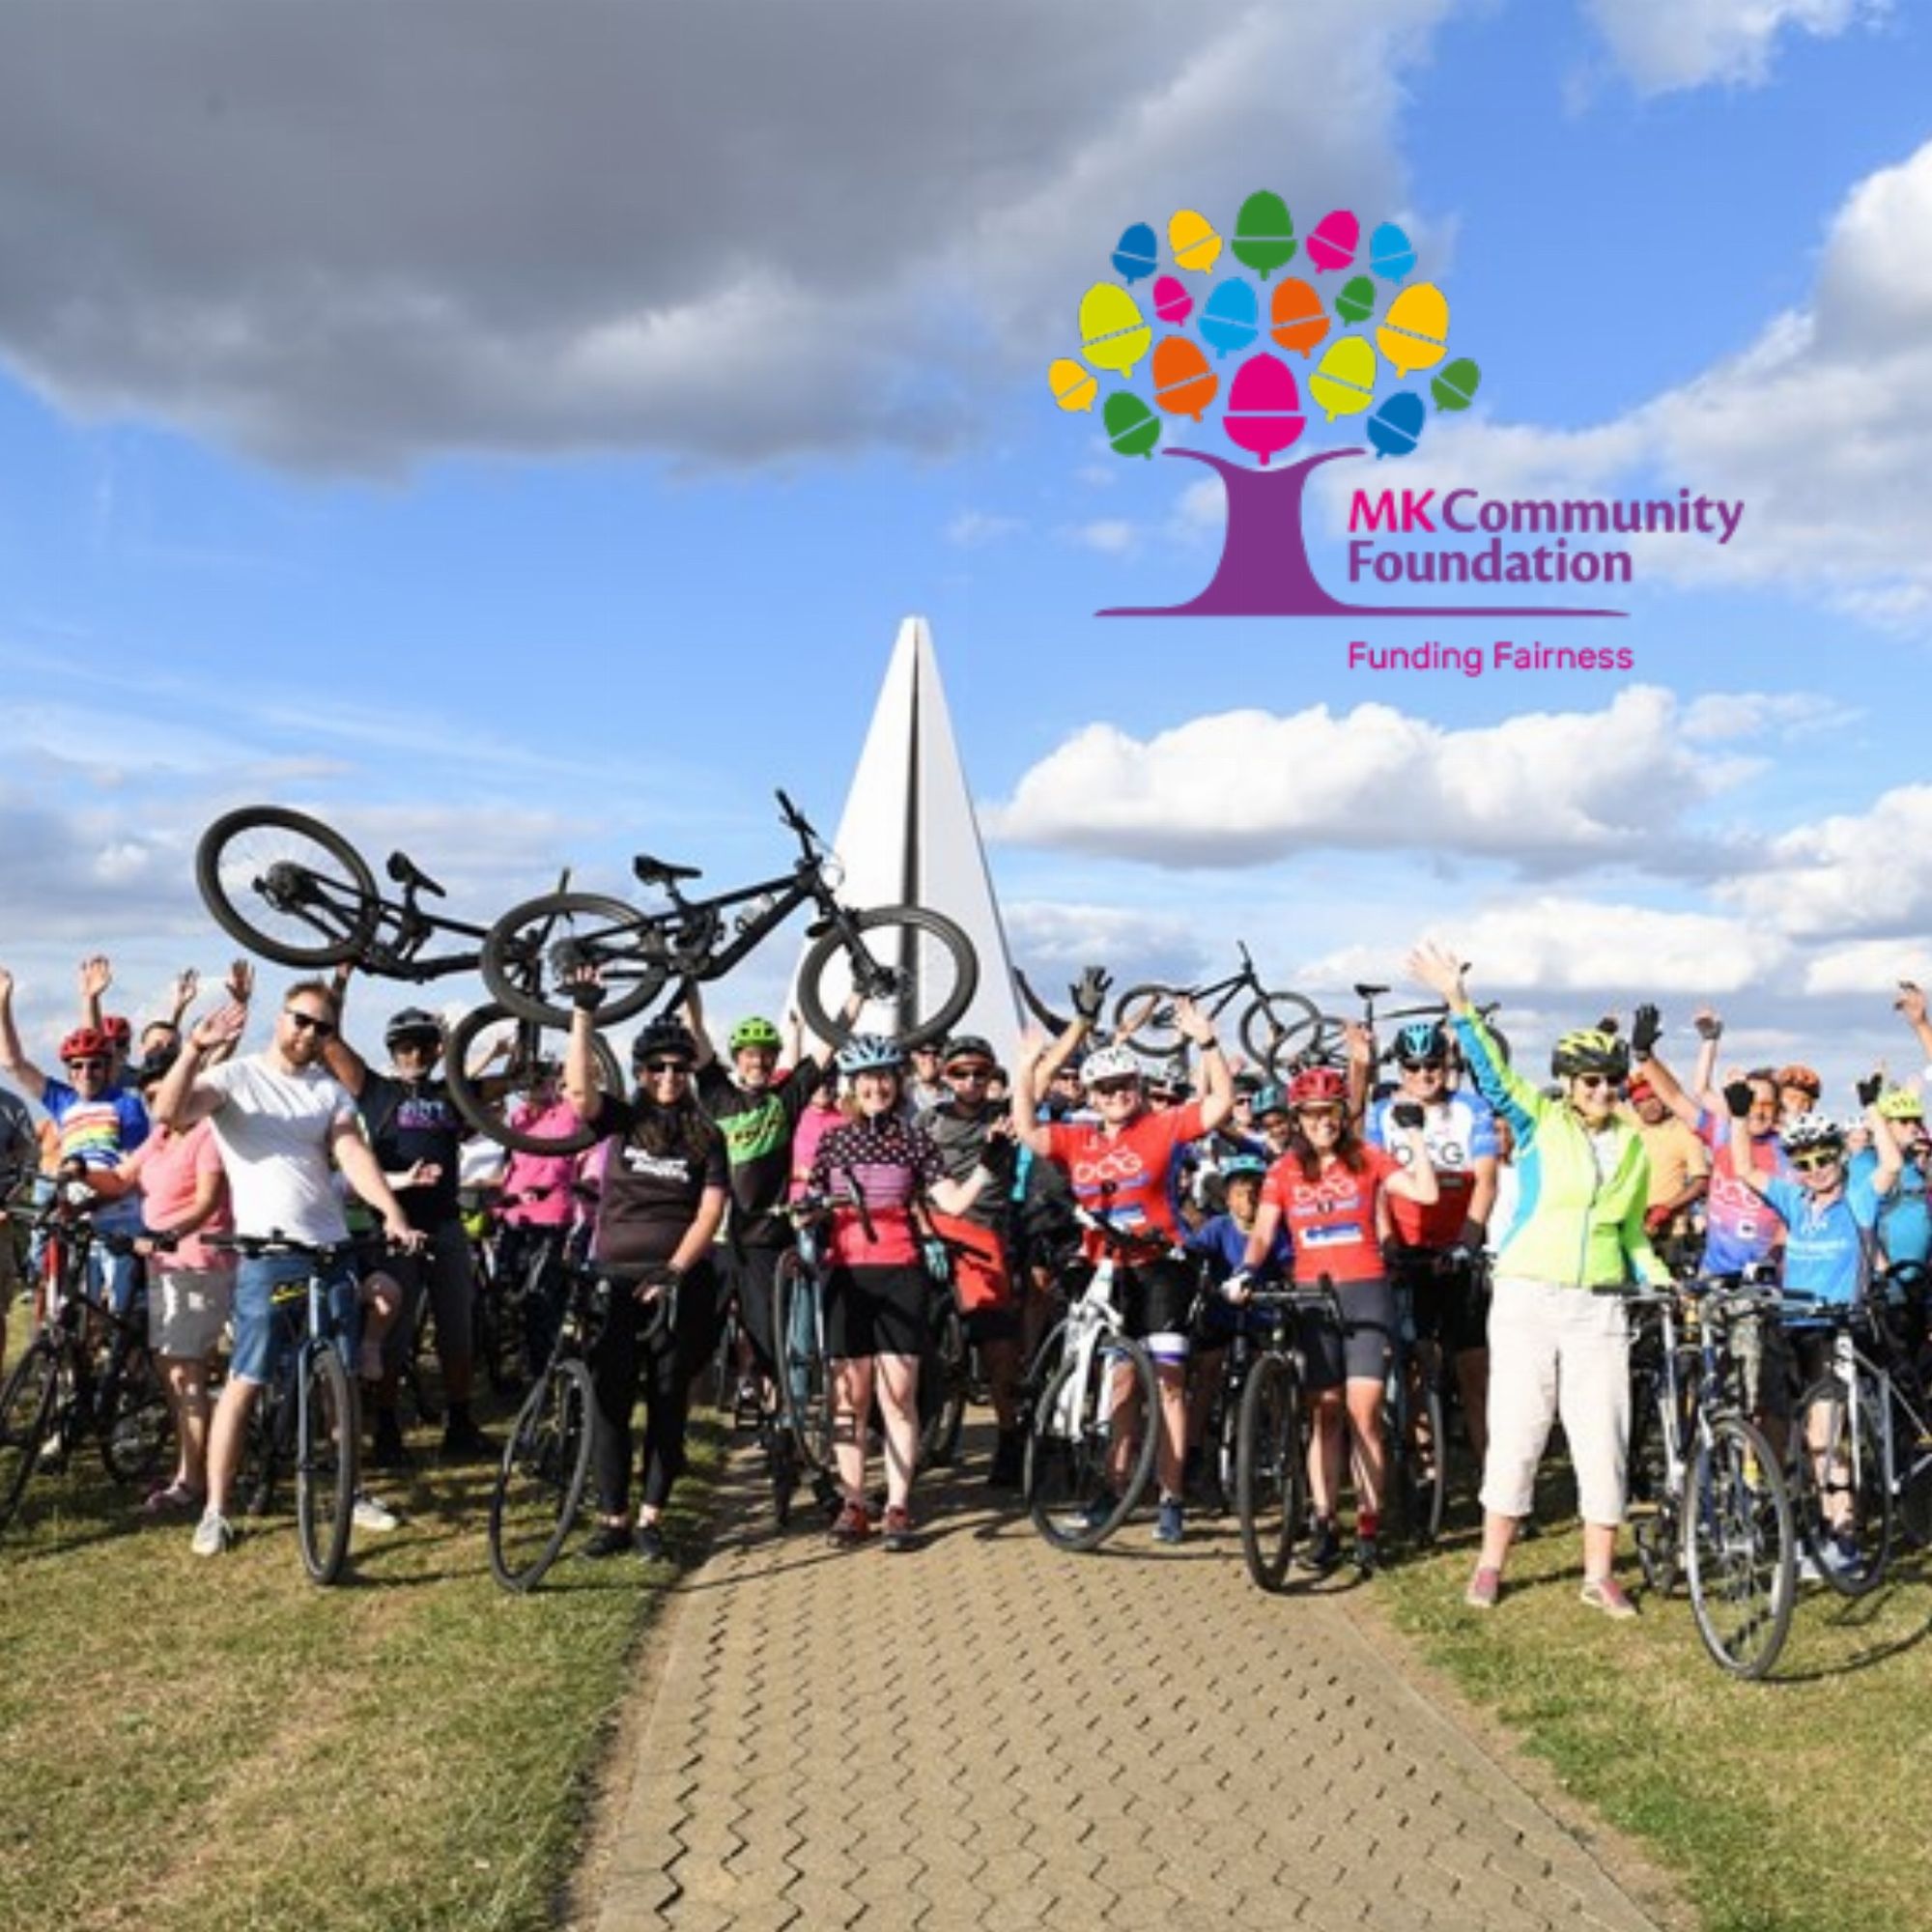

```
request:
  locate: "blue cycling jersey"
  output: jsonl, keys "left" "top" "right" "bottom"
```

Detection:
{"left": 1763, "top": 1172, "right": 1881, "bottom": 1307}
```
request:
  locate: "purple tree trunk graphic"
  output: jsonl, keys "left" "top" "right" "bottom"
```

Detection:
{"left": 1097, "top": 446, "right": 1625, "bottom": 620}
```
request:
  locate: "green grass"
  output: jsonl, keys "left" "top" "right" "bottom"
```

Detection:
{"left": 0, "top": 1351, "right": 715, "bottom": 1932}
{"left": 1377, "top": 1475, "right": 1932, "bottom": 1932}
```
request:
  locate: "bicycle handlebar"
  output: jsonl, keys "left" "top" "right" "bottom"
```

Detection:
{"left": 205, "top": 1233, "right": 363, "bottom": 1264}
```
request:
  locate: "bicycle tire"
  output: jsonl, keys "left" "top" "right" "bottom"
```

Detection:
{"left": 480, "top": 890, "right": 668, "bottom": 1028}
{"left": 1386, "top": 1360, "right": 1446, "bottom": 1549}
{"left": 1236, "top": 1353, "right": 1305, "bottom": 1591}
{"left": 1684, "top": 1414, "right": 1796, "bottom": 1680}
{"left": 1627, "top": 1366, "right": 1681, "bottom": 1596}
{"left": 237, "top": 1380, "right": 280, "bottom": 1516}
{"left": 920, "top": 1297, "right": 969, "bottom": 1470}
{"left": 1109, "top": 983, "right": 1182, "bottom": 1057}
{"left": 1012, "top": 967, "right": 1073, "bottom": 1038}
{"left": 1237, "top": 990, "right": 1326, "bottom": 1077}
{"left": 774, "top": 1255, "right": 835, "bottom": 1475}
{"left": 295, "top": 1344, "right": 357, "bottom": 1585}
{"left": 796, "top": 905, "right": 979, "bottom": 1052}
{"left": 0, "top": 1338, "right": 61, "bottom": 1540}
{"left": 488, "top": 1357, "right": 595, "bottom": 1592}
{"left": 1793, "top": 1373, "right": 1893, "bottom": 1596}
{"left": 444, "top": 1003, "right": 621, "bottom": 1155}
{"left": 1026, "top": 1336, "right": 1158, "bottom": 1552}
{"left": 99, "top": 1336, "right": 173, "bottom": 1485}
{"left": 196, "top": 806, "right": 383, "bottom": 968}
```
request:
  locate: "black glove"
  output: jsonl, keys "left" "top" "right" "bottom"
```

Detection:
{"left": 1390, "top": 1101, "right": 1425, "bottom": 1130}
{"left": 1454, "top": 1217, "right": 1487, "bottom": 1260}
{"left": 1631, "top": 1004, "right": 1662, "bottom": 1059}
{"left": 1723, "top": 1080, "right": 1755, "bottom": 1120}
{"left": 1069, "top": 965, "right": 1112, "bottom": 1024}
{"left": 1857, "top": 1072, "right": 1884, "bottom": 1108}
{"left": 568, "top": 976, "right": 608, "bottom": 1012}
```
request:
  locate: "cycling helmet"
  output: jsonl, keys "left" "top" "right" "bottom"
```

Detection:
{"left": 942, "top": 1034, "right": 996, "bottom": 1068}
{"left": 1288, "top": 1065, "right": 1348, "bottom": 1108}
{"left": 1877, "top": 1088, "right": 1925, "bottom": 1122}
{"left": 1783, "top": 1111, "right": 1845, "bottom": 1154}
{"left": 1233, "top": 1069, "right": 1264, "bottom": 1095}
{"left": 1394, "top": 1019, "right": 1448, "bottom": 1064}
{"left": 836, "top": 1032, "right": 905, "bottom": 1076}
{"left": 1081, "top": 1042, "right": 1143, "bottom": 1088}
{"left": 1550, "top": 1027, "right": 1629, "bottom": 1081}
{"left": 728, "top": 1016, "right": 782, "bottom": 1052}
{"left": 385, "top": 1006, "right": 444, "bottom": 1046}
{"left": 1221, "top": 1152, "right": 1268, "bottom": 1182}
{"left": 59, "top": 1027, "right": 112, "bottom": 1063}
{"left": 101, "top": 1014, "right": 132, "bottom": 1047}
{"left": 1776, "top": 1063, "right": 1822, "bottom": 1097}
{"left": 632, "top": 1016, "right": 699, "bottom": 1065}
{"left": 1250, "top": 1081, "right": 1289, "bottom": 1118}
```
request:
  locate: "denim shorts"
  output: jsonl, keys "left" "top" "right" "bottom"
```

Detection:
{"left": 230, "top": 1252, "right": 360, "bottom": 1386}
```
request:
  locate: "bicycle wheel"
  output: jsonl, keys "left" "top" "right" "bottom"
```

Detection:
{"left": 1237, "top": 990, "right": 1326, "bottom": 1076}
{"left": 238, "top": 1384, "right": 279, "bottom": 1517}
{"left": 479, "top": 891, "right": 668, "bottom": 1028}
{"left": 1792, "top": 1375, "right": 1893, "bottom": 1596}
{"left": 1684, "top": 1415, "right": 1796, "bottom": 1680}
{"left": 796, "top": 905, "right": 979, "bottom": 1052}
{"left": 774, "top": 1256, "right": 834, "bottom": 1474}
{"left": 1109, "top": 983, "right": 1182, "bottom": 1056}
{"left": 1236, "top": 1353, "right": 1306, "bottom": 1591}
{"left": 1386, "top": 1361, "right": 1446, "bottom": 1549}
{"left": 444, "top": 1003, "right": 621, "bottom": 1155}
{"left": 1026, "top": 1335, "right": 1158, "bottom": 1552}
{"left": 99, "top": 1338, "right": 173, "bottom": 1485}
{"left": 295, "top": 1344, "right": 357, "bottom": 1585}
{"left": 488, "top": 1357, "right": 595, "bottom": 1592}
{"left": 0, "top": 1339, "right": 61, "bottom": 1539}
{"left": 196, "top": 806, "right": 382, "bottom": 968}
{"left": 920, "top": 1297, "right": 969, "bottom": 1470}
{"left": 1627, "top": 1369, "right": 1681, "bottom": 1596}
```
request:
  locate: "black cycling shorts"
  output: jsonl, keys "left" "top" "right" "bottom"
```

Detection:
{"left": 1399, "top": 1251, "right": 1492, "bottom": 1357}
{"left": 825, "top": 1263, "right": 929, "bottom": 1361}
{"left": 1301, "top": 1276, "right": 1396, "bottom": 1391}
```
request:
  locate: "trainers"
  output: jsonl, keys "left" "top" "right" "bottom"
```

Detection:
{"left": 369, "top": 1414, "right": 413, "bottom": 1472}
{"left": 1299, "top": 1519, "right": 1342, "bottom": 1573}
{"left": 1070, "top": 1491, "right": 1118, "bottom": 1534}
{"left": 1464, "top": 1565, "right": 1502, "bottom": 1609}
{"left": 141, "top": 1480, "right": 203, "bottom": 1517}
{"left": 582, "top": 1520, "right": 635, "bottom": 1560}
{"left": 440, "top": 1416, "right": 497, "bottom": 1462}
{"left": 1579, "top": 1575, "right": 1639, "bottom": 1620}
{"left": 1152, "top": 1497, "right": 1185, "bottom": 1546}
{"left": 828, "top": 1499, "right": 873, "bottom": 1545}
{"left": 352, "top": 1492, "right": 400, "bottom": 1532}
{"left": 1352, "top": 1533, "right": 1380, "bottom": 1576}
{"left": 881, "top": 1505, "right": 917, "bottom": 1552}
{"left": 190, "top": 1510, "right": 235, "bottom": 1558}
{"left": 635, "top": 1520, "right": 668, "bottom": 1563}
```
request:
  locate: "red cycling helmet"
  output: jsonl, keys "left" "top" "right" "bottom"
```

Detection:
{"left": 1288, "top": 1065, "right": 1348, "bottom": 1109}
{"left": 1776, "top": 1063, "right": 1821, "bottom": 1097}
{"left": 101, "top": 1014, "right": 132, "bottom": 1046}
{"left": 59, "top": 1026, "right": 113, "bottom": 1063}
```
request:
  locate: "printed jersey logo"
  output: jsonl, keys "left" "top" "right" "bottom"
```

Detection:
{"left": 722, "top": 1094, "right": 786, "bottom": 1168}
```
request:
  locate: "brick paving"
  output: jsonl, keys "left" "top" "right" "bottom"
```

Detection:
{"left": 592, "top": 1429, "right": 1671, "bottom": 1932}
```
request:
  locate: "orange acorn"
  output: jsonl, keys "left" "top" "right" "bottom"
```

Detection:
{"left": 1151, "top": 335, "right": 1219, "bottom": 421}
{"left": 1269, "top": 277, "right": 1329, "bottom": 359}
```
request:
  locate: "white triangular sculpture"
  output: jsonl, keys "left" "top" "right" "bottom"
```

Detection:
{"left": 797, "top": 616, "right": 1023, "bottom": 1064}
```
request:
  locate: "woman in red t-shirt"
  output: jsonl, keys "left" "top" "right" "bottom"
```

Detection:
{"left": 1240, "top": 1065, "right": 1435, "bottom": 1573}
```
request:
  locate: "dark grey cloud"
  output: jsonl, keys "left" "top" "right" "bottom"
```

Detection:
{"left": 0, "top": 0, "right": 1447, "bottom": 469}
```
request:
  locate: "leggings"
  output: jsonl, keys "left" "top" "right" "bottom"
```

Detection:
{"left": 588, "top": 1260, "right": 720, "bottom": 1515}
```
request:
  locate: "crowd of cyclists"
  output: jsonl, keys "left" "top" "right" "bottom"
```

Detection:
{"left": 5, "top": 940, "right": 1932, "bottom": 1626}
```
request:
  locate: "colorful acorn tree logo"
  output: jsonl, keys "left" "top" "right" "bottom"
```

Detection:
{"left": 1052, "top": 194, "right": 1517, "bottom": 619}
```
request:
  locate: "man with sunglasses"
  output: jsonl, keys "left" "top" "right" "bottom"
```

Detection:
{"left": 150, "top": 980, "right": 425, "bottom": 1556}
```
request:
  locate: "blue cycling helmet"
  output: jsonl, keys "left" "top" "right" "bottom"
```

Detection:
{"left": 1221, "top": 1152, "right": 1268, "bottom": 1181}
{"left": 1395, "top": 1019, "right": 1448, "bottom": 1065}
{"left": 837, "top": 1032, "right": 905, "bottom": 1076}
{"left": 1251, "top": 1082, "right": 1289, "bottom": 1119}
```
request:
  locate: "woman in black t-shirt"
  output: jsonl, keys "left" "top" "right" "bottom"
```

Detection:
{"left": 566, "top": 1004, "right": 727, "bottom": 1561}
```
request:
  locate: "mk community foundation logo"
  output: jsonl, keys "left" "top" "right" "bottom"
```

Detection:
{"left": 1052, "top": 194, "right": 1743, "bottom": 620}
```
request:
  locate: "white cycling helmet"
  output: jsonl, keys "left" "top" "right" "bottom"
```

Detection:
{"left": 1783, "top": 1110, "right": 1845, "bottom": 1154}
{"left": 1081, "top": 1043, "right": 1144, "bottom": 1088}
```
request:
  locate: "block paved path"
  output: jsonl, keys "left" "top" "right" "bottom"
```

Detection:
{"left": 591, "top": 1428, "right": 1673, "bottom": 1932}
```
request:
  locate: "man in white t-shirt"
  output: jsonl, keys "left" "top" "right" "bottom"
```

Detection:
{"left": 151, "top": 979, "right": 423, "bottom": 1556}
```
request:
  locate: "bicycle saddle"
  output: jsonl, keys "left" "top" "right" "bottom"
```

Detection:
{"left": 633, "top": 855, "right": 702, "bottom": 888}
{"left": 385, "top": 851, "right": 446, "bottom": 899}
{"left": 1352, "top": 981, "right": 1390, "bottom": 1001}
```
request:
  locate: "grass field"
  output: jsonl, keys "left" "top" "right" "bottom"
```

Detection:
{"left": 0, "top": 1357, "right": 715, "bottom": 1932}
{"left": 1377, "top": 1476, "right": 1932, "bottom": 1932}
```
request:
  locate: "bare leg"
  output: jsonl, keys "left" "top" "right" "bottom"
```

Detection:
{"left": 160, "top": 1353, "right": 212, "bottom": 1492}
{"left": 1307, "top": 1390, "right": 1345, "bottom": 1518}
{"left": 1345, "top": 1376, "right": 1386, "bottom": 1515}
{"left": 874, "top": 1352, "right": 922, "bottom": 1509}
{"left": 1457, "top": 1346, "right": 1490, "bottom": 1463}
{"left": 832, "top": 1356, "right": 874, "bottom": 1502}
{"left": 203, "top": 1377, "right": 261, "bottom": 1520}
{"left": 1154, "top": 1359, "right": 1187, "bottom": 1501}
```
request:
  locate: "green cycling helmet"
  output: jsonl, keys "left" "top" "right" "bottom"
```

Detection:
{"left": 728, "top": 1016, "right": 782, "bottom": 1052}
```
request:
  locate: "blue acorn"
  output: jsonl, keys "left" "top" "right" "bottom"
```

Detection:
{"left": 1199, "top": 279, "right": 1261, "bottom": 360}
{"left": 1112, "top": 221, "right": 1159, "bottom": 284}
{"left": 1366, "top": 390, "right": 1426, "bottom": 459}
{"left": 1369, "top": 221, "right": 1417, "bottom": 282}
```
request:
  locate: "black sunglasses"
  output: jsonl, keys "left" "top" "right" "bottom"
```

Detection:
{"left": 1399, "top": 1058, "right": 1447, "bottom": 1072}
{"left": 284, "top": 1010, "right": 337, "bottom": 1038}
{"left": 65, "top": 1056, "right": 108, "bottom": 1071}
{"left": 639, "top": 1058, "right": 692, "bottom": 1076}
{"left": 1091, "top": 1076, "right": 1140, "bottom": 1096}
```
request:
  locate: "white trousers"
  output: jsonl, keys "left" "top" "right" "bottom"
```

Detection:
{"left": 1480, "top": 1275, "right": 1631, "bottom": 1527}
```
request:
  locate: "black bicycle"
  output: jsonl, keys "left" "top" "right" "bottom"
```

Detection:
{"left": 1233, "top": 1284, "right": 1336, "bottom": 1591}
{"left": 1301, "top": 980, "right": 1512, "bottom": 1072}
{"left": 477, "top": 790, "right": 978, "bottom": 1050}
{"left": 194, "top": 805, "right": 621, "bottom": 1157}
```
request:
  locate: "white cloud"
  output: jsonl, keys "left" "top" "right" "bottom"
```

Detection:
{"left": 1585, "top": 0, "right": 1881, "bottom": 95}
{"left": 1722, "top": 782, "right": 1932, "bottom": 939}
{"left": 1681, "top": 692, "right": 1858, "bottom": 742}
{"left": 946, "top": 510, "right": 1023, "bottom": 549}
{"left": 984, "top": 684, "right": 1752, "bottom": 871}
{"left": 1068, "top": 520, "right": 1138, "bottom": 555}
{"left": 1801, "top": 938, "right": 1932, "bottom": 996}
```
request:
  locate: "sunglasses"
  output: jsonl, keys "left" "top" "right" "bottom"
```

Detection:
{"left": 1399, "top": 1058, "right": 1447, "bottom": 1073}
{"left": 1296, "top": 1103, "right": 1343, "bottom": 1120}
{"left": 1091, "top": 1076, "right": 1140, "bottom": 1097}
{"left": 65, "top": 1057, "right": 108, "bottom": 1071}
{"left": 284, "top": 1010, "right": 337, "bottom": 1038}
{"left": 946, "top": 1065, "right": 993, "bottom": 1081}
{"left": 1790, "top": 1150, "right": 1843, "bottom": 1173}
{"left": 639, "top": 1058, "right": 692, "bottom": 1076}
{"left": 1572, "top": 1073, "right": 1617, "bottom": 1092}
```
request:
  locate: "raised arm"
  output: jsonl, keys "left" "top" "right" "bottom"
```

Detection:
{"left": 1408, "top": 944, "right": 1539, "bottom": 1137}
{"left": 78, "top": 954, "right": 111, "bottom": 1033}
{"left": 1723, "top": 1084, "right": 1774, "bottom": 1202}
{"left": 0, "top": 967, "right": 48, "bottom": 1099}
{"left": 1176, "top": 997, "right": 1234, "bottom": 1132}
{"left": 151, "top": 1003, "right": 247, "bottom": 1131}
{"left": 682, "top": 982, "right": 716, "bottom": 1071}
{"left": 1629, "top": 1005, "right": 1703, "bottom": 1133}
{"left": 562, "top": 971, "right": 611, "bottom": 1123}
{"left": 1010, "top": 1035, "right": 1056, "bottom": 1157}
{"left": 1895, "top": 981, "right": 1932, "bottom": 1067}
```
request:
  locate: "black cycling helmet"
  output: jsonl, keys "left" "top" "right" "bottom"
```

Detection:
{"left": 943, "top": 1034, "right": 996, "bottom": 1068}
{"left": 385, "top": 1006, "right": 444, "bottom": 1047}
{"left": 632, "top": 1016, "right": 699, "bottom": 1066}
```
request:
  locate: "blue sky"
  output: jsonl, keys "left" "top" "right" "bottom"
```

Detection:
{"left": 4, "top": 0, "right": 1931, "bottom": 1092}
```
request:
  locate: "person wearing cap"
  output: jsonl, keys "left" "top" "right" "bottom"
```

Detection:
{"left": 1625, "top": 1073, "right": 1709, "bottom": 1257}
{"left": 923, "top": 1034, "right": 1026, "bottom": 1486}
{"left": 1857, "top": 1087, "right": 1932, "bottom": 1270}
{"left": 905, "top": 1040, "right": 949, "bottom": 1116}
{"left": 1775, "top": 1063, "right": 1824, "bottom": 1129}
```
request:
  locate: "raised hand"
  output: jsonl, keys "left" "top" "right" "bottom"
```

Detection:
{"left": 170, "top": 967, "right": 201, "bottom": 1014}
{"left": 1896, "top": 981, "right": 1927, "bottom": 1027}
{"left": 1693, "top": 1007, "right": 1724, "bottom": 1041}
{"left": 1406, "top": 941, "right": 1466, "bottom": 1007}
{"left": 191, "top": 1001, "right": 248, "bottom": 1054}
{"left": 1171, "top": 995, "right": 1215, "bottom": 1046}
{"left": 1342, "top": 1020, "right": 1375, "bottom": 1068}
{"left": 225, "top": 958, "right": 255, "bottom": 1006}
{"left": 78, "top": 955, "right": 112, "bottom": 1001}
{"left": 1631, "top": 1004, "right": 1662, "bottom": 1059}
{"left": 1069, "top": 965, "right": 1113, "bottom": 1024}
{"left": 0, "top": 965, "right": 14, "bottom": 1006}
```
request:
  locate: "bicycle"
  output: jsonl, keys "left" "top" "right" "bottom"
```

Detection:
{"left": 1101, "top": 943, "right": 1321, "bottom": 1076}
{"left": 1382, "top": 1249, "right": 1492, "bottom": 1548}
{"left": 478, "top": 789, "right": 979, "bottom": 1050}
{"left": 194, "top": 804, "right": 621, "bottom": 1157}
{"left": 0, "top": 1186, "right": 173, "bottom": 1542}
{"left": 918, "top": 1229, "right": 980, "bottom": 1472}
{"left": 206, "top": 1233, "right": 363, "bottom": 1585}
{"left": 1301, "top": 980, "right": 1512, "bottom": 1071}
{"left": 488, "top": 1255, "right": 674, "bottom": 1592}
{"left": 1603, "top": 1274, "right": 1797, "bottom": 1679}
{"left": 771, "top": 1195, "right": 850, "bottom": 1525}
{"left": 1231, "top": 1283, "right": 1337, "bottom": 1591}
{"left": 1023, "top": 1206, "right": 1161, "bottom": 1552}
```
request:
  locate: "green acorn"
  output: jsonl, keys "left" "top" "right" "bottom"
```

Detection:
{"left": 1231, "top": 190, "right": 1296, "bottom": 279}
{"left": 1431, "top": 356, "right": 1481, "bottom": 412}
{"left": 1103, "top": 390, "right": 1161, "bottom": 458}
{"left": 1335, "top": 274, "right": 1378, "bottom": 326}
